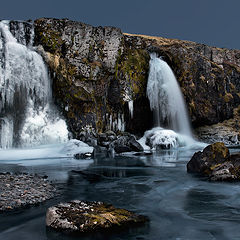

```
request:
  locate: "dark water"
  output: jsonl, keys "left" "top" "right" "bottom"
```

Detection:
{"left": 0, "top": 148, "right": 240, "bottom": 240}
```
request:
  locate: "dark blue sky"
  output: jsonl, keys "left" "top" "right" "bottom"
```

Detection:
{"left": 2, "top": 0, "right": 240, "bottom": 49}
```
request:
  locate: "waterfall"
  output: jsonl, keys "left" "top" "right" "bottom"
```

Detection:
{"left": 0, "top": 20, "right": 68, "bottom": 149}
{"left": 139, "top": 53, "right": 196, "bottom": 149}
{"left": 147, "top": 53, "right": 193, "bottom": 137}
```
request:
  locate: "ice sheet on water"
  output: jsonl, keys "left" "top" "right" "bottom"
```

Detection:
{"left": 0, "top": 140, "right": 94, "bottom": 162}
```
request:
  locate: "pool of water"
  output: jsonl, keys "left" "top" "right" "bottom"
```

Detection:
{"left": 0, "top": 146, "right": 240, "bottom": 240}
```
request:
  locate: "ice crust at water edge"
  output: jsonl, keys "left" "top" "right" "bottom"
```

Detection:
{"left": 0, "top": 139, "right": 94, "bottom": 161}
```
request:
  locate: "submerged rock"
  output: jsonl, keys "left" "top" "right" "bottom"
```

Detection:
{"left": 46, "top": 200, "right": 148, "bottom": 233}
{"left": 187, "top": 142, "right": 240, "bottom": 181}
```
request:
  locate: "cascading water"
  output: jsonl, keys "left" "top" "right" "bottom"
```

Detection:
{"left": 0, "top": 20, "right": 69, "bottom": 149}
{"left": 141, "top": 53, "right": 195, "bottom": 149}
{"left": 147, "top": 53, "right": 192, "bottom": 137}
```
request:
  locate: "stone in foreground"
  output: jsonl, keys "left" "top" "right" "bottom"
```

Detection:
{"left": 187, "top": 142, "right": 240, "bottom": 181}
{"left": 46, "top": 200, "right": 148, "bottom": 233}
{"left": 0, "top": 173, "right": 56, "bottom": 211}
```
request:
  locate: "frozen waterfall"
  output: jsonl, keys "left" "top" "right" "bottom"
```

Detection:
{"left": 0, "top": 20, "right": 68, "bottom": 148}
{"left": 147, "top": 53, "right": 193, "bottom": 137}
{"left": 142, "top": 53, "right": 195, "bottom": 149}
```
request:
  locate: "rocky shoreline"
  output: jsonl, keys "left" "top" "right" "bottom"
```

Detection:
{"left": 0, "top": 173, "right": 56, "bottom": 211}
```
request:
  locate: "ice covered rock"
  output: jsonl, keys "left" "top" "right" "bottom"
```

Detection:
{"left": 61, "top": 139, "right": 94, "bottom": 158}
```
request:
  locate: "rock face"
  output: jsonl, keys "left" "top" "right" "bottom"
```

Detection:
{"left": 31, "top": 18, "right": 240, "bottom": 139}
{"left": 187, "top": 142, "right": 240, "bottom": 181}
{"left": 46, "top": 200, "right": 148, "bottom": 233}
{"left": 195, "top": 106, "right": 240, "bottom": 146}
{"left": 33, "top": 18, "right": 151, "bottom": 138}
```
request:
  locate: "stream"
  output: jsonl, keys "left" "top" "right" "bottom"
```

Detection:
{"left": 0, "top": 146, "right": 240, "bottom": 240}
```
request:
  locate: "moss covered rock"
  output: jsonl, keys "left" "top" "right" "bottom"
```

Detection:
{"left": 46, "top": 200, "right": 148, "bottom": 233}
{"left": 187, "top": 142, "right": 240, "bottom": 181}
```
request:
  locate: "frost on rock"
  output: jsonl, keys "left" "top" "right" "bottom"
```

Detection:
{"left": 144, "top": 127, "right": 180, "bottom": 149}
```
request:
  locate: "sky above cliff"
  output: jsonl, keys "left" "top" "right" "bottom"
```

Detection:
{"left": 2, "top": 0, "right": 240, "bottom": 50}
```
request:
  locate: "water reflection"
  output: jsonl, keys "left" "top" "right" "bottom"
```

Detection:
{"left": 141, "top": 150, "right": 178, "bottom": 167}
{"left": 184, "top": 187, "right": 240, "bottom": 222}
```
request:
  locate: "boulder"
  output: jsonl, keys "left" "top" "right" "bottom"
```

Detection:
{"left": 187, "top": 142, "right": 230, "bottom": 174}
{"left": 109, "top": 134, "right": 143, "bottom": 153}
{"left": 46, "top": 200, "right": 148, "bottom": 233}
{"left": 187, "top": 142, "right": 240, "bottom": 181}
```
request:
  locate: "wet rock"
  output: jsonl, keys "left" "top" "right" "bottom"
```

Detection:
{"left": 209, "top": 162, "right": 237, "bottom": 181}
{"left": 46, "top": 200, "right": 148, "bottom": 233}
{"left": 98, "top": 131, "right": 117, "bottom": 148}
{"left": 187, "top": 142, "right": 230, "bottom": 174}
{"left": 109, "top": 134, "right": 143, "bottom": 154}
{"left": 74, "top": 152, "right": 92, "bottom": 159}
{"left": 134, "top": 151, "right": 152, "bottom": 156}
{"left": 187, "top": 143, "right": 240, "bottom": 181}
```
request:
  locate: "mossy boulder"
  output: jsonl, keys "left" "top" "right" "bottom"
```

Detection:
{"left": 46, "top": 200, "right": 148, "bottom": 233}
{"left": 187, "top": 142, "right": 240, "bottom": 181}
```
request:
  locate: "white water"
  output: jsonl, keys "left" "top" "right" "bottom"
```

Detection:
{"left": 128, "top": 100, "right": 134, "bottom": 118}
{"left": 144, "top": 53, "right": 196, "bottom": 149}
{"left": 147, "top": 53, "right": 192, "bottom": 137}
{"left": 0, "top": 21, "right": 68, "bottom": 148}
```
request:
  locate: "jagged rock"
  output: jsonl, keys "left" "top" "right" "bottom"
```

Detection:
{"left": 209, "top": 162, "right": 237, "bottom": 181}
{"left": 195, "top": 106, "right": 240, "bottom": 146}
{"left": 46, "top": 200, "right": 148, "bottom": 233}
{"left": 98, "top": 131, "right": 117, "bottom": 148}
{"left": 187, "top": 142, "right": 240, "bottom": 181}
{"left": 109, "top": 134, "right": 143, "bottom": 153}
{"left": 187, "top": 142, "right": 230, "bottom": 174}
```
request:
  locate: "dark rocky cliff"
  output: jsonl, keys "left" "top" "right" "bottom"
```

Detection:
{"left": 32, "top": 18, "right": 240, "bottom": 140}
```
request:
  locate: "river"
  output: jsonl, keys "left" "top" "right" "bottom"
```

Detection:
{"left": 0, "top": 146, "right": 240, "bottom": 240}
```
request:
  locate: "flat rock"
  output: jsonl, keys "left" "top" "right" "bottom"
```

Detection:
{"left": 0, "top": 173, "right": 56, "bottom": 211}
{"left": 46, "top": 200, "right": 148, "bottom": 233}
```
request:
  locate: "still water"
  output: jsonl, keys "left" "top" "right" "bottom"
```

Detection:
{"left": 0, "top": 146, "right": 240, "bottom": 240}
